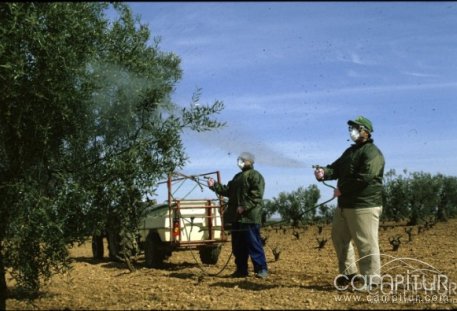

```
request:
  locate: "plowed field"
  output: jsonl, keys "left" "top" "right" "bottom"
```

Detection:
{"left": 6, "top": 219, "right": 457, "bottom": 310}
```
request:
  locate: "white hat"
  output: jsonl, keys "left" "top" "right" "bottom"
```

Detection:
{"left": 238, "top": 152, "right": 255, "bottom": 163}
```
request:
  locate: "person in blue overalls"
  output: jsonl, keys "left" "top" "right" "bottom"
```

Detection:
{"left": 207, "top": 152, "right": 268, "bottom": 278}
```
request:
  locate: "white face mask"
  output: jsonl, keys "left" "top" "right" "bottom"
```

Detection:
{"left": 237, "top": 158, "right": 245, "bottom": 170}
{"left": 349, "top": 128, "right": 360, "bottom": 142}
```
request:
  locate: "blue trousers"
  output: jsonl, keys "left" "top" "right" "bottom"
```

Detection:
{"left": 231, "top": 222, "right": 268, "bottom": 274}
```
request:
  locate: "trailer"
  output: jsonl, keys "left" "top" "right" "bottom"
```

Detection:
{"left": 138, "top": 171, "right": 228, "bottom": 267}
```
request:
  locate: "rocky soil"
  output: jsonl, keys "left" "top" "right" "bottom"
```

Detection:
{"left": 6, "top": 219, "right": 457, "bottom": 310}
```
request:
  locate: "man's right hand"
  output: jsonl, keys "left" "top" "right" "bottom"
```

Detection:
{"left": 207, "top": 177, "right": 215, "bottom": 187}
{"left": 314, "top": 168, "right": 325, "bottom": 181}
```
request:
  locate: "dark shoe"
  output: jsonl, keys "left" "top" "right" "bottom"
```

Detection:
{"left": 230, "top": 271, "right": 248, "bottom": 278}
{"left": 255, "top": 270, "right": 268, "bottom": 279}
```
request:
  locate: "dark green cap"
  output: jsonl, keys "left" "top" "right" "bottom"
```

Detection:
{"left": 348, "top": 116, "right": 374, "bottom": 133}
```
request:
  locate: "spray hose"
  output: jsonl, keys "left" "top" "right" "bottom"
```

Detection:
{"left": 177, "top": 209, "right": 233, "bottom": 277}
{"left": 174, "top": 173, "right": 337, "bottom": 277}
{"left": 261, "top": 165, "right": 337, "bottom": 228}
{"left": 263, "top": 178, "right": 336, "bottom": 228}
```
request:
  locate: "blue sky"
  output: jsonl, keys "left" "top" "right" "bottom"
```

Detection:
{"left": 118, "top": 2, "right": 457, "bottom": 202}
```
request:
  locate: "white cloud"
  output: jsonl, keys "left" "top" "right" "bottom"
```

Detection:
{"left": 400, "top": 71, "right": 440, "bottom": 78}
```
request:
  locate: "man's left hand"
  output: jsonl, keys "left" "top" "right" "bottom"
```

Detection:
{"left": 207, "top": 177, "right": 215, "bottom": 187}
{"left": 236, "top": 206, "right": 245, "bottom": 214}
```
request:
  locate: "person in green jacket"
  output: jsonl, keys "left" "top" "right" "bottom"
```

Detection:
{"left": 207, "top": 152, "right": 268, "bottom": 279}
{"left": 314, "top": 116, "right": 385, "bottom": 291}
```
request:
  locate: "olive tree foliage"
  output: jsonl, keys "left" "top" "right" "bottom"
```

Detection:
{"left": 435, "top": 173, "right": 457, "bottom": 221}
{"left": 407, "top": 171, "right": 441, "bottom": 225}
{"left": 316, "top": 203, "right": 335, "bottom": 224}
{"left": 382, "top": 169, "right": 411, "bottom": 222}
{"left": 0, "top": 2, "right": 224, "bottom": 299}
{"left": 268, "top": 185, "right": 321, "bottom": 227}
{"left": 382, "top": 169, "right": 457, "bottom": 225}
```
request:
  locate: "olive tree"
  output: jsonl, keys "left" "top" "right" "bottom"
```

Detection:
{"left": 407, "top": 171, "right": 441, "bottom": 225}
{"left": 0, "top": 2, "right": 224, "bottom": 305}
{"left": 436, "top": 174, "right": 457, "bottom": 221}
{"left": 382, "top": 169, "right": 411, "bottom": 222}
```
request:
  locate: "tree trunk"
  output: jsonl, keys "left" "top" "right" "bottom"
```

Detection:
{"left": 436, "top": 205, "right": 448, "bottom": 222}
{"left": 0, "top": 249, "right": 7, "bottom": 310}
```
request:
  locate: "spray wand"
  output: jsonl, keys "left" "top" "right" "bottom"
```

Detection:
{"left": 262, "top": 166, "right": 336, "bottom": 228}
{"left": 312, "top": 165, "right": 337, "bottom": 192}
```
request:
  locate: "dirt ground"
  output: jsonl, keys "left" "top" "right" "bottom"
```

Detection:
{"left": 6, "top": 218, "right": 457, "bottom": 310}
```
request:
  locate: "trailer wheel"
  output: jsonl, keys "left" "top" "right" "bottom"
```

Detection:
{"left": 92, "top": 235, "right": 104, "bottom": 260}
{"left": 144, "top": 231, "right": 165, "bottom": 268}
{"left": 199, "top": 245, "right": 221, "bottom": 265}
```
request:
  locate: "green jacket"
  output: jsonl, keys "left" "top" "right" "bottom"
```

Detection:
{"left": 210, "top": 167, "right": 265, "bottom": 224}
{"left": 321, "top": 139, "right": 385, "bottom": 208}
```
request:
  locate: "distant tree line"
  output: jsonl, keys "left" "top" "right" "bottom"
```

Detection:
{"left": 382, "top": 169, "right": 457, "bottom": 225}
{"left": 264, "top": 169, "right": 457, "bottom": 227}
{"left": 263, "top": 184, "right": 332, "bottom": 226}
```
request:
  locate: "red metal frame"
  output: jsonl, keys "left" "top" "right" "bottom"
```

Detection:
{"left": 162, "top": 171, "right": 226, "bottom": 248}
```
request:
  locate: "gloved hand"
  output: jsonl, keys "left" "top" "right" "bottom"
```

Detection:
{"left": 207, "top": 177, "right": 215, "bottom": 187}
{"left": 314, "top": 168, "right": 325, "bottom": 181}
